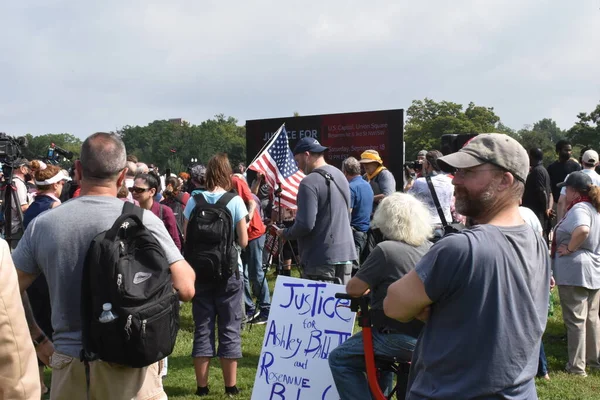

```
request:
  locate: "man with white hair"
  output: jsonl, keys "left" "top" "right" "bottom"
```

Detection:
{"left": 384, "top": 134, "right": 550, "bottom": 399}
{"left": 329, "top": 193, "right": 432, "bottom": 399}
{"left": 557, "top": 149, "right": 600, "bottom": 220}
{"left": 136, "top": 162, "right": 149, "bottom": 175}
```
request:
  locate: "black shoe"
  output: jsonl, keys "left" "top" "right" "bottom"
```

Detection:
{"left": 249, "top": 312, "right": 269, "bottom": 325}
{"left": 246, "top": 307, "right": 260, "bottom": 321}
{"left": 225, "top": 385, "right": 240, "bottom": 396}
{"left": 195, "top": 386, "right": 209, "bottom": 396}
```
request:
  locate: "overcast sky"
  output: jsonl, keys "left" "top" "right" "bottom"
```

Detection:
{"left": 1, "top": 1, "right": 598, "bottom": 139}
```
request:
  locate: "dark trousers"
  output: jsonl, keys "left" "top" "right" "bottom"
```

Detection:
{"left": 352, "top": 230, "right": 368, "bottom": 272}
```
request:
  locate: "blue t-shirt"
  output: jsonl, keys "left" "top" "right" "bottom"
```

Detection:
{"left": 349, "top": 176, "right": 373, "bottom": 232}
{"left": 408, "top": 224, "right": 550, "bottom": 399}
{"left": 183, "top": 189, "right": 248, "bottom": 272}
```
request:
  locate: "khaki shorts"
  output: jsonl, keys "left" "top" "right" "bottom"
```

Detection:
{"left": 49, "top": 352, "right": 167, "bottom": 400}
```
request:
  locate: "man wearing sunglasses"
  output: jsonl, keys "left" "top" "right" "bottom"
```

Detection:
{"left": 385, "top": 134, "right": 551, "bottom": 399}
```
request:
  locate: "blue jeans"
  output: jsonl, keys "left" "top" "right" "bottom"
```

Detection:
{"left": 329, "top": 330, "right": 416, "bottom": 400}
{"left": 243, "top": 234, "right": 270, "bottom": 313}
{"left": 538, "top": 341, "right": 548, "bottom": 376}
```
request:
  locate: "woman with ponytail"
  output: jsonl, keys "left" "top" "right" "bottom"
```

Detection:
{"left": 553, "top": 171, "right": 600, "bottom": 376}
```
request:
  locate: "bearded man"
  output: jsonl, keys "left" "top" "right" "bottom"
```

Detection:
{"left": 384, "top": 134, "right": 551, "bottom": 399}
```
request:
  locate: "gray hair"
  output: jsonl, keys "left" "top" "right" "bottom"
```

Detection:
{"left": 126, "top": 161, "right": 137, "bottom": 177}
{"left": 342, "top": 157, "right": 361, "bottom": 176}
{"left": 136, "top": 162, "right": 149, "bottom": 175}
{"left": 372, "top": 192, "right": 433, "bottom": 246}
{"left": 80, "top": 132, "right": 127, "bottom": 181}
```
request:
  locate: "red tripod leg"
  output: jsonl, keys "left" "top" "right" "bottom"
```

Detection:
{"left": 362, "top": 327, "right": 387, "bottom": 400}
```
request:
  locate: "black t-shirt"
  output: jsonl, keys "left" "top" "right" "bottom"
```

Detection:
{"left": 547, "top": 160, "right": 580, "bottom": 202}
{"left": 522, "top": 163, "right": 552, "bottom": 220}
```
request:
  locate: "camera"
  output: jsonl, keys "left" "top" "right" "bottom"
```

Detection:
{"left": 441, "top": 134, "right": 478, "bottom": 156}
{"left": 403, "top": 160, "right": 423, "bottom": 171}
{"left": 46, "top": 143, "right": 74, "bottom": 164}
{"left": 0, "top": 132, "right": 27, "bottom": 165}
{"left": 0, "top": 132, "right": 29, "bottom": 178}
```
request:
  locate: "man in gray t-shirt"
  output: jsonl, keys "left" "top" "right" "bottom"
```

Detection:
{"left": 278, "top": 137, "right": 357, "bottom": 284}
{"left": 384, "top": 134, "right": 551, "bottom": 399}
{"left": 13, "top": 133, "right": 196, "bottom": 399}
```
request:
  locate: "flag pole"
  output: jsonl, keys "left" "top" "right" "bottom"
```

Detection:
{"left": 248, "top": 123, "right": 286, "bottom": 168}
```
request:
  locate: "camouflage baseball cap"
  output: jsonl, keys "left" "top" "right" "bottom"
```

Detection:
{"left": 190, "top": 164, "right": 206, "bottom": 182}
{"left": 438, "top": 133, "right": 529, "bottom": 182}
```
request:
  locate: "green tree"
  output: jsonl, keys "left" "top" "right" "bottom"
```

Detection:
{"left": 567, "top": 103, "right": 600, "bottom": 149}
{"left": 119, "top": 115, "right": 246, "bottom": 173}
{"left": 515, "top": 126, "right": 555, "bottom": 164}
{"left": 404, "top": 98, "right": 500, "bottom": 159}
{"left": 533, "top": 118, "right": 565, "bottom": 144}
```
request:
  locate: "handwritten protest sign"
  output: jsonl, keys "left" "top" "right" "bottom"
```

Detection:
{"left": 251, "top": 276, "right": 356, "bottom": 400}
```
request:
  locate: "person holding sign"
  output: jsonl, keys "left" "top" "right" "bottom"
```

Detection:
{"left": 328, "top": 193, "right": 433, "bottom": 399}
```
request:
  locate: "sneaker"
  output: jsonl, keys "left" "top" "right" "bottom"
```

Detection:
{"left": 250, "top": 311, "right": 269, "bottom": 325}
{"left": 225, "top": 386, "right": 240, "bottom": 397}
{"left": 195, "top": 386, "right": 209, "bottom": 397}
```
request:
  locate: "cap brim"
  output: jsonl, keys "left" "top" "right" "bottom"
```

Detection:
{"left": 359, "top": 159, "right": 380, "bottom": 164}
{"left": 437, "top": 152, "right": 485, "bottom": 170}
{"left": 556, "top": 182, "right": 567, "bottom": 189}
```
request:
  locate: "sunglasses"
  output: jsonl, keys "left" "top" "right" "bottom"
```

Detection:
{"left": 129, "top": 186, "right": 150, "bottom": 194}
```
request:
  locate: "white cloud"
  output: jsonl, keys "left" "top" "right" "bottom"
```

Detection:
{"left": 0, "top": 0, "right": 598, "bottom": 138}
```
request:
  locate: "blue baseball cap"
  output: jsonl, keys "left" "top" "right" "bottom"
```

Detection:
{"left": 293, "top": 137, "right": 328, "bottom": 155}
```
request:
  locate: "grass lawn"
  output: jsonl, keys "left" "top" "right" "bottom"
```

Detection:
{"left": 163, "top": 273, "right": 600, "bottom": 400}
{"left": 41, "top": 271, "right": 598, "bottom": 399}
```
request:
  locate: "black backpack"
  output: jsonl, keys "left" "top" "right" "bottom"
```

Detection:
{"left": 184, "top": 192, "right": 239, "bottom": 282}
{"left": 81, "top": 202, "right": 180, "bottom": 368}
{"left": 165, "top": 193, "right": 186, "bottom": 234}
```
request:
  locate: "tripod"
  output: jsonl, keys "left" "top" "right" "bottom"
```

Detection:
{"left": 1, "top": 165, "right": 26, "bottom": 251}
{"left": 269, "top": 184, "right": 301, "bottom": 275}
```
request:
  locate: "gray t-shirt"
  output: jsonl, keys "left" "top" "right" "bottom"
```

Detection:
{"left": 553, "top": 202, "right": 600, "bottom": 289}
{"left": 356, "top": 240, "right": 430, "bottom": 337}
{"left": 408, "top": 224, "right": 550, "bottom": 399}
{"left": 284, "top": 165, "right": 357, "bottom": 268}
{"left": 409, "top": 173, "right": 454, "bottom": 225}
{"left": 370, "top": 168, "right": 396, "bottom": 196}
{"left": 13, "top": 195, "right": 183, "bottom": 358}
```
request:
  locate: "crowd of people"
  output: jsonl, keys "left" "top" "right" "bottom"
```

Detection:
{"left": 0, "top": 131, "right": 599, "bottom": 399}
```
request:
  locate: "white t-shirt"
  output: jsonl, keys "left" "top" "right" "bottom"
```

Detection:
{"left": 409, "top": 173, "right": 454, "bottom": 225}
{"left": 519, "top": 207, "right": 543, "bottom": 235}
{"left": 560, "top": 169, "right": 600, "bottom": 196}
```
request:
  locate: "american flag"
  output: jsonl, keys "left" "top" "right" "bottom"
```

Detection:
{"left": 248, "top": 125, "right": 305, "bottom": 209}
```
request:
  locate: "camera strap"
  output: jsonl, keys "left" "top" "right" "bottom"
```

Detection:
{"left": 426, "top": 175, "right": 449, "bottom": 227}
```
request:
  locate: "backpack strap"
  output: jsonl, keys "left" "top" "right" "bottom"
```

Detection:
{"left": 216, "top": 191, "right": 237, "bottom": 208}
{"left": 193, "top": 193, "right": 208, "bottom": 207}
{"left": 122, "top": 201, "right": 144, "bottom": 221}
{"left": 105, "top": 202, "right": 144, "bottom": 241}
{"left": 159, "top": 204, "right": 163, "bottom": 220}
